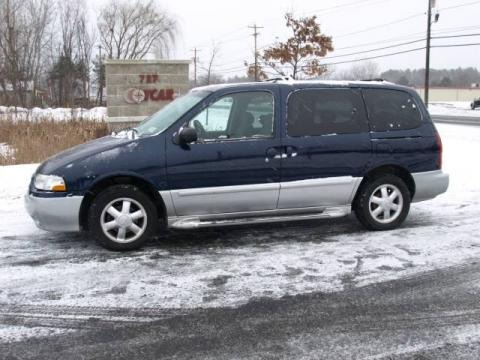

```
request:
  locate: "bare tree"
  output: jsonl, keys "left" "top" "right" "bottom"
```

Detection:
{"left": 76, "top": 12, "right": 97, "bottom": 102}
{"left": 0, "top": 0, "right": 53, "bottom": 106}
{"left": 199, "top": 43, "right": 221, "bottom": 85}
{"left": 47, "top": 0, "right": 81, "bottom": 106}
{"left": 98, "top": 0, "right": 178, "bottom": 60}
{"left": 47, "top": 0, "right": 97, "bottom": 107}
{"left": 335, "top": 61, "right": 381, "bottom": 80}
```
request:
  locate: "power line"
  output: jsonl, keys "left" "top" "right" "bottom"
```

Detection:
{"left": 210, "top": 6, "right": 451, "bottom": 69}
{"left": 334, "top": 0, "right": 480, "bottom": 39}
{"left": 213, "top": 25, "right": 480, "bottom": 70}
{"left": 257, "top": 32, "right": 480, "bottom": 65}
{"left": 333, "top": 24, "right": 480, "bottom": 52}
{"left": 253, "top": 11, "right": 426, "bottom": 53}
{"left": 197, "top": 0, "right": 480, "bottom": 77}
{"left": 319, "top": 33, "right": 480, "bottom": 61}
{"left": 438, "top": 0, "right": 480, "bottom": 11}
{"left": 327, "top": 38, "right": 426, "bottom": 59}
{"left": 212, "top": 32, "right": 480, "bottom": 76}
{"left": 335, "top": 13, "right": 425, "bottom": 39}
{"left": 309, "top": 42, "right": 480, "bottom": 67}
{"left": 433, "top": 42, "right": 480, "bottom": 48}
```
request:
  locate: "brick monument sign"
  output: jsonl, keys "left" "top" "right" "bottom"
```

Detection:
{"left": 105, "top": 59, "right": 190, "bottom": 129}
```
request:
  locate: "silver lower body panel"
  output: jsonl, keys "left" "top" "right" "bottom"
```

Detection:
{"left": 24, "top": 194, "right": 83, "bottom": 232}
{"left": 412, "top": 170, "right": 449, "bottom": 203}
{"left": 277, "top": 176, "right": 362, "bottom": 209}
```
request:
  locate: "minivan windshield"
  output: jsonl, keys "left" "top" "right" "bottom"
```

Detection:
{"left": 135, "top": 90, "right": 210, "bottom": 136}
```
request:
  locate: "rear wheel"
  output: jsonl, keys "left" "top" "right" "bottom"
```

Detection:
{"left": 354, "top": 175, "right": 411, "bottom": 231}
{"left": 88, "top": 185, "right": 158, "bottom": 251}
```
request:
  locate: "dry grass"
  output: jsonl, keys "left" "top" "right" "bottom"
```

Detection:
{"left": 0, "top": 118, "right": 109, "bottom": 165}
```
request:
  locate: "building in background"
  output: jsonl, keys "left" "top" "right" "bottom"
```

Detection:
{"left": 105, "top": 60, "right": 190, "bottom": 130}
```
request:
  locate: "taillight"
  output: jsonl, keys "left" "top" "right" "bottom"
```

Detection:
{"left": 435, "top": 130, "right": 443, "bottom": 169}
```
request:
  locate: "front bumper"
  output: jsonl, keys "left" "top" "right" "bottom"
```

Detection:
{"left": 24, "top": 193, "right": 84, "bottom": 232}
{"left": 412, "top": 170, "right": 449, "bottom": 203}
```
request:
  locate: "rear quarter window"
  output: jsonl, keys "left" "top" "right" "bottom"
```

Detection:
{"left": 363, "top": 89, "right": 422, "bottom": 132}
{"left": 287, "top": 88, "right": 369, "bottom": 137}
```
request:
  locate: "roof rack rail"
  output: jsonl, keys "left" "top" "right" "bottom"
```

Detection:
{"left": 360, "top": 78, "right": 386, "bottom": 82}
{"left": 263, "top": 76, "right": 294, "bottom": 83}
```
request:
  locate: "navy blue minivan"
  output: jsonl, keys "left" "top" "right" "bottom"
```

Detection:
{"left": 25, "top": 80, "right": 449, "bottom": 250}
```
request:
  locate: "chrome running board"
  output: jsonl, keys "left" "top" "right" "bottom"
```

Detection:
{"left": 169, "top": 206, "right": 350, "bottom": 230}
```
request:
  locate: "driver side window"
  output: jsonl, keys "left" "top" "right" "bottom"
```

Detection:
{"left": 189, "top": 91, "right": 274, "bottom": 141}
{"left": 189, "top": 97, "right": 233, "bottom": 140}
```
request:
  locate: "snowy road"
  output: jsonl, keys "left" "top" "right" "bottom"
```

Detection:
{"left": 432, "top": 115, "right": 480, "bottom": 126}
{"left": 1, "top": 123, "right": 480, "bottom": 358}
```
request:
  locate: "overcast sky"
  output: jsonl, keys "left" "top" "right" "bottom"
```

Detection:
{"left": 88, "top": 0, "right": 480, "bottom": 78}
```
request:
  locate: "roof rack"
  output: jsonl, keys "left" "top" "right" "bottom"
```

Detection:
{"left": 360, "top": 78, "right": 386, "bottom": 82}
{"left": 263, "top": 76, "right": 294, "bottom": 83}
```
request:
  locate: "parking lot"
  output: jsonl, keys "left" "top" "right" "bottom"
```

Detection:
{"left": 2, "top": 123, "right": 480, "bottom": 358}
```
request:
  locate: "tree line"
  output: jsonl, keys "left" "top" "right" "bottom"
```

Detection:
{"left": 0, "top": 0, "right": 177, "bottom": 108}
{"left": 381, "top": 68, "right": 480, "bottom": 88}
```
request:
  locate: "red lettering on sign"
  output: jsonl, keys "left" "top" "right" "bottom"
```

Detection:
{"left": 143, "top": 88, "right": 175, "bottom": 102}
{"left": 139, "top": 74, "right": 159, "bottom": 84}
{"left": 165, "top": 89, "right": 174, "bottom": 100}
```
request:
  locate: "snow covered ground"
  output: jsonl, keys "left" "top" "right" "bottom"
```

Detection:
{"left": 429, "top": 101, "right": 480, "bottom": 118}
{"left": 0, "top": 143, "right": 14, "bottom": 160}
{"left": 0, "top": 106, "right": 106, "bottom": 122}
{"left": 0, "top": 123, "right": 480, "bottom": 343}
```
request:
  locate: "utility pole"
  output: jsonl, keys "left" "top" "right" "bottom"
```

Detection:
{"left": 98, "top": 45, "right": 103, "bottom": 105}
{"left": 191, "top": 47, "right": 201, "bottom": 86}
{"left": 424, "top": 0, "right": 433, "bottom": 107}
{"left": 425, "top": 0, "right": 439, "bottom": 107}
{"left": 248, "top": 24, "right": 263, "bottom": 81}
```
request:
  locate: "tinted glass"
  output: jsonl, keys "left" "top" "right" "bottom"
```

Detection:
{"left": 287, "top": 89, "right": 368, "bottom": 137}
{"left": 363, "top": 89, "right": 422, "bottom": 132}
{"left": 136, "top": 90, "right": 210, "bottom": 136}
{"left": 189, "top": 91, "right": 274, "bottom": 140}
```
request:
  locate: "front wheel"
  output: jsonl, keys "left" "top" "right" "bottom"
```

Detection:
{"left": 354, "top": 175, "right": 411, "bottom": 231}
{"left": 88, "top": 185, "right": 158, "bottom": 251}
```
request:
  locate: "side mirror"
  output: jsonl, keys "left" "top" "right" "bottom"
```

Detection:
{"left": 176, "top": 127, "right": 198, "bottom": 145}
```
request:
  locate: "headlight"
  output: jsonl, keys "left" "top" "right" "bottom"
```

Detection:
{"left": 34, "top": 174, "right": 67, "bottom": 192}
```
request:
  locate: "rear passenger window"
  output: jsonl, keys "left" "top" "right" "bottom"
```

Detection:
{"left": 363, "top": 89, "right": 422, "bottom": 132}
{"left": 287, "top": 89, "right": 369, "bottom": 137}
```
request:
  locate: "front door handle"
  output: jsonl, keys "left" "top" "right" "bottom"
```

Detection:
{"left": 265, "top": 147, "right": 286, "bottom": 162}
{"left": 266, "top": 147, "right": 278, "bottom": 158}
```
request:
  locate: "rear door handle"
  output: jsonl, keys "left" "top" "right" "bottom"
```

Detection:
{"left": 265, "top": 147, "right": 286, "bottom": 162}
{"left": 266, "top": 147, "right": 279, "bottom": 158}
{"left": 285, "top": 146, "right": 298, "bottom": 157}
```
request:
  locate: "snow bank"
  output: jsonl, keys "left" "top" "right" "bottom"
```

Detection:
{"left": 0, "top": 143, "right": 14, "bottom": 159}
{"left": 0, "top": 106, "right": 106, "bottom": 122}
{"left": 429, "top": 101, "right": 480, "bottom": 118}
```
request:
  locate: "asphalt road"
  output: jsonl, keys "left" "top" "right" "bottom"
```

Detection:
{"left": 2, "top": 260, "right": 480, "bottom": 359}
{"left": 432, "top": 114, "right": 480, "bottom": 126}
